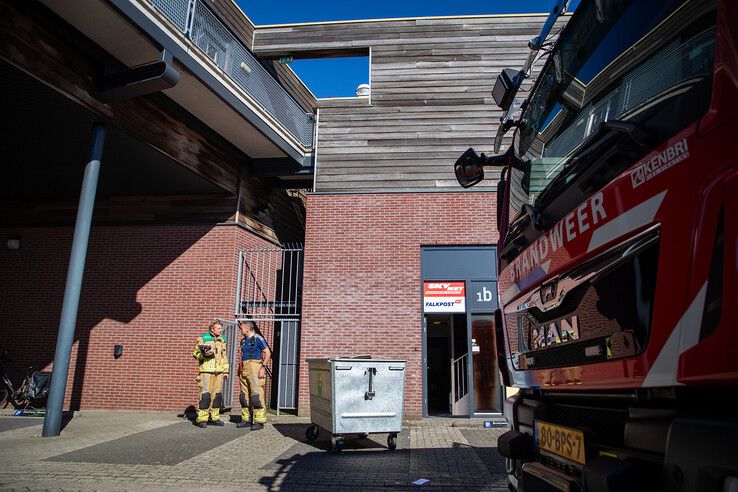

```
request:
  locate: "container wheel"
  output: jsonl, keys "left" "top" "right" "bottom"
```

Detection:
{"left": 0, "top": 385, "right": 8, "bottom": 409}
{"left": 305, "top": 425, "right": 319, "bottom": 442}
{"left": 331, "top": 436, "right": 345, "bottom": 452}
{"left": 387, "top": 434, "right": 397, "bottom": 450}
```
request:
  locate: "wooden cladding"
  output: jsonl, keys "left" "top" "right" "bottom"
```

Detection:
{"left": 254, "top": 15, "right": 567, "bottom": 192}
{"left": 208, "top": 0, "right": 256, "bottom": 50}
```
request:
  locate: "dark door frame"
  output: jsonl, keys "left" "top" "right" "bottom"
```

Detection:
{"left": 420, "top": 245, "right": 499, "bottom": 418}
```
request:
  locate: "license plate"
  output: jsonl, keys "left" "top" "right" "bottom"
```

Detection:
{"left": 535, "top": 420, "right": 586, "bottom": 464}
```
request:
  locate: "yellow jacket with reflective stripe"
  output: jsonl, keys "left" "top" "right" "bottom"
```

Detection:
{"left": 193, "top": 333, "right": 229, "bottom": 373}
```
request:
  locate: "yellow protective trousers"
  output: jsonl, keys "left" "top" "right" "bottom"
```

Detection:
{"left": 197, "top": 372, "right": 225, "bottom": 423}
{"left": 239, "top": 360, "right": 266, "bottom": 424}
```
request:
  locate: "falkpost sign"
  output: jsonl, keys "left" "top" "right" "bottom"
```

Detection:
{"left": 423, "top": 282, "right": 465, "bottom": 313}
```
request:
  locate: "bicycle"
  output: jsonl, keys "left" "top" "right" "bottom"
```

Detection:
{"left": 1, "top": 351, "right": 51, "bottom": 411}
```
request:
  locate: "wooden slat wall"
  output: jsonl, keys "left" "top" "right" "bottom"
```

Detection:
{"left": 208, "top": 0, "right": 255, "bottom": 50}
{"left": 237, "top": 171, "right": 306, "bottom": 243}
{"left": 0, "top": 195, "right": 236, "bottom": 225}
{"left": 254, "top": 15, "right": 568, "bottom": 192}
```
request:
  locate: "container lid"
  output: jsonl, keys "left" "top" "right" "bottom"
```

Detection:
{"left": 306, "top": 356, "right": 407, "bottom": 363}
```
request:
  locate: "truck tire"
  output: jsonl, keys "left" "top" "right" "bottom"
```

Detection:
{"left": 305, "top": 424, "right": 319, "bottom": 442}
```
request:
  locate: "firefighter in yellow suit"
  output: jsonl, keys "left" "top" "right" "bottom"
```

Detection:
{"left": 193, "top": 320, "right": 229, "bottom": 428}
{"left": 236, "top": 320, "right": 271, "bottom": 430}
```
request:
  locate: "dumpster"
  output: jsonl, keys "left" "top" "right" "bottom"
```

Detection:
{"left": 306, "top": 357, "right": 406, "bottom": 451}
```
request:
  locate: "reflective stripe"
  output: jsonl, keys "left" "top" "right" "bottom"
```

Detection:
{"left": 643, "top": 282, "right": 708, "bottom": 387}
{"left": 588, "top": 192, "right": 666, "bottom": 253}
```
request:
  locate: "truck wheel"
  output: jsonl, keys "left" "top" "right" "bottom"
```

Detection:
{"left": 387, "top": 434, "right": 397, "bottom": 450}
{"left": 331, "top": 436, "right": 344, "bottom": 452}
{"left": 305, "top": 425, "right": 319, "bottom": 442}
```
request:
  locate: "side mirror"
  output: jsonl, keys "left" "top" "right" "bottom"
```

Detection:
{"left": 454, "top": 148, "right": 486, "bottom": 188}
{"left": 454, "top": 147, "right": 513, "bottom": 188}
{"left": 492, "top": 68, "right": 524, "bottom": 111}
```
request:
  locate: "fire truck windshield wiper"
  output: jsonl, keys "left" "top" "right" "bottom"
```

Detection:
{"left": 534, "top": 120, "right": 648, "bottom": 208}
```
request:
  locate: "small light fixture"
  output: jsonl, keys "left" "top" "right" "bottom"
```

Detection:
{"left": 240, "top": 61, "right": 252, "bottom": 75}
{"left": 7, "top": 236, "right": 21, "bottom": 250}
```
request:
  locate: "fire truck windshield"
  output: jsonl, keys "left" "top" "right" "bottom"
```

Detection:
{"left": 506, "top": 0, "right": 716, "bottom": 234}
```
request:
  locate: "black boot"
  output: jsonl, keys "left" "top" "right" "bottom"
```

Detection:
{"left": 209, "top": 420, "right": 224, "bottom": 426}
{"left": 251, "top": 423, "right": 264, "bottom": 431}
{"left": 236, "top": 421, "right": 251, "bottom": 429}
{"left": 196, "top": 421, "right": 207, "bottom": 428}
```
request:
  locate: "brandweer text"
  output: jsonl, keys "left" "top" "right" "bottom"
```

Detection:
{"left": 511, "top": 192, "right": 606, "bottom": 283}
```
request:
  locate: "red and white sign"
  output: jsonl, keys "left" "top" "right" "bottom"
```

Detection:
{"left": 424, "top": 282, "right": 466, "bottom": 313}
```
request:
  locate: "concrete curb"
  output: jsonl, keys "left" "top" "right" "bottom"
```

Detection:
{"left": 0, "top": 409, "right": 509, "bottom": 430}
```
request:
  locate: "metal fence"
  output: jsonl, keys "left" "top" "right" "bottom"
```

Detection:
{"left": 217, "top": 319, "right": 239, "bottom": 408}
{"left": 147, "top": 0, "right": 315, "bottom": 147}
{"left": 235, "top": 244, "right": 303, "bottom": 413}
{"left": 236, "top": 244, "right": 302, "bottom": 321}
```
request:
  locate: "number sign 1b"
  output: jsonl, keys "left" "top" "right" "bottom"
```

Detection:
{"left": 468, "top": 281, "right": 498, "bottom": 313}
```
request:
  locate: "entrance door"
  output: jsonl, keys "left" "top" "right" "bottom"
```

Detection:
{"left": 426, "top": 313, "right": 469, "bottom": 416}
{"left": 426, "top": 315, "right": 452, "bottom": 416}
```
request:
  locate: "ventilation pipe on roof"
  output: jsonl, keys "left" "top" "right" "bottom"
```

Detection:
{"left": 355, "top": 83, "right": 370, "bottom": 97}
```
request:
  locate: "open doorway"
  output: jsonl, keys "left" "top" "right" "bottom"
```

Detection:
{"left": 426, "top": 313, "right": 469, "bottom": 416}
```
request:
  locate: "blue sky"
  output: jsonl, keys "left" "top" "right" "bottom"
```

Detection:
{"left": 238, "top": 0, "right": 580, "bottom": 98}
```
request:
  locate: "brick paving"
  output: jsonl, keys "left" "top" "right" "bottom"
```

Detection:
{"left": 0, "top": 412, "right": 508, "bottom": 491}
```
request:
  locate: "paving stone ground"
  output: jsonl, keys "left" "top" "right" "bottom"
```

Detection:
{"left": 0, "top": 411, "right": 509, "bottom": 491}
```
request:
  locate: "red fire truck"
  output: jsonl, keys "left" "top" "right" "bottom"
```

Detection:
{"left": 455, "top": 0, "right": 737, "bottom": 490}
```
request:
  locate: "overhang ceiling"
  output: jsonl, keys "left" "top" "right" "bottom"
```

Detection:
{"left": 1, "top": 60, "right": 224, "bottom": 199}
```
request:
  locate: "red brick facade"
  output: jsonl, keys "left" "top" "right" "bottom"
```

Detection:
{"left": 300, "top": 192, "right": 499, "bottom": 418}
{"left": 0, "top": 224, "right": 277, "bottom": 411}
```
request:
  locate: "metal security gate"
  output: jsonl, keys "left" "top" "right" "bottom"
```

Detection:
{"left": 217, "top": 319, "right": 239, "bottom": 408}
{"left": 234, "top": 243, "right": 303, "bottom": 414}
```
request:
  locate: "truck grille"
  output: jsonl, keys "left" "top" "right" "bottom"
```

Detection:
{"left": 507, "top": 234, "right": 659, "bottom": 370}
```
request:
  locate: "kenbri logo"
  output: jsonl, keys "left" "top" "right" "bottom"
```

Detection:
{"left": 630, "top": 139, "right": 689, "bottom": 188}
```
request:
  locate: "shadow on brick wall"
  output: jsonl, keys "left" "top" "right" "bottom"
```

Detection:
{"left": 0, "top": 224, "right": 218, "bottom": 411}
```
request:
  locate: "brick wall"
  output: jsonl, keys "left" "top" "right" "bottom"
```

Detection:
{"left": 300, "top": 192, "right": 499, "bottom": 418}
{"left": 0, "top": 223, "right": 277, "bottom": 411}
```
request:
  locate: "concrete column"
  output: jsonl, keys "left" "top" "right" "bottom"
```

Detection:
{"left": 42, "top": 124, "right": 106, "bottom": 437}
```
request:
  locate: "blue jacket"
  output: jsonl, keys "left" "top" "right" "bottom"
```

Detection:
{"left": 241, "top": 334, "right": 267, "bottom": 361}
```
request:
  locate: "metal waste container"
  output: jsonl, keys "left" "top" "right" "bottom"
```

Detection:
{"left": 306, "top": 356, "right": 406, "bottom": 451}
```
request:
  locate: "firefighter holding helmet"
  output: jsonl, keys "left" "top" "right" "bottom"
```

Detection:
{"left": 193, "top": 319, "right": 229, "bottom": 427}
{"left": 236, "top": 320, "right": 271, "bottom": 430}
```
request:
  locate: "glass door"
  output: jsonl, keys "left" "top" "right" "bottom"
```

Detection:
{"left": 471, "top": 314, "right": 500, "bottom": 413}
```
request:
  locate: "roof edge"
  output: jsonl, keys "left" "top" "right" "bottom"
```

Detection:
{"left": 254, "top": 12, "right": 572, "bottom": 29}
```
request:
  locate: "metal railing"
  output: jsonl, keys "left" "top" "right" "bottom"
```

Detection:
{"left": 215, "top": 318, "right": 239, "bottom": 408}
{"left": 147, "top": 0, "right": 315, "bottom": 148}
{"left": 452, "top": 353, "right": 468, "bottom": 403}
{"left": 235, "top": 243, "right": 303, "bottom": 321}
